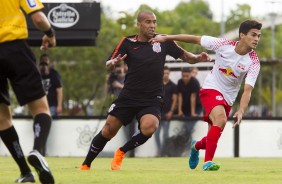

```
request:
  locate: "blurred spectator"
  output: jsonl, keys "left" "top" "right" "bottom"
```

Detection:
{"left": 190, "top": 67, "right": 203, "bottom": 116}
{"left": 191, "top": 67, "right": 199, "bottom": 77}
{"left": 176, "top": 67, "right": 202, "bottom": 156}
{"left": 155, "top": 66, "right": 177, "bottom": 156}
{"left": 108, "top": 62, "right": 125, "bottom": 97}
{"left": 39, "top": 54, "right": 63, "bottom": 117}
{"left": 177, "top": 68, "right": 202, "bottom": 117}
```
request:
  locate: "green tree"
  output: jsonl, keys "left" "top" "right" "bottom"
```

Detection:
{"left": 24, "top": 2, "right": 282, "bottom": 117}
{"left": 225, "top": 4, "right": 252, "bottom": 32}
{"left": 169, "top": 0, "right": 220, "bottom": 53}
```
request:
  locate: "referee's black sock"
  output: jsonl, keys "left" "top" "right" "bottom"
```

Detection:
{"left": 0, "top": 126, "right": 31, "bottom": 175}
{"left": 120, "top": 130, "right": 150, "bottom": 153}
{"left": 82, "top": 131, "right": 110, "bottom": 167}
{"left": 33, "top": 113, "right": 52, "bottom": 156}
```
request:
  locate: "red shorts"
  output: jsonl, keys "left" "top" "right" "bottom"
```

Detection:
{"left": 199, "top": 89, "right": 231, "bottom": 125}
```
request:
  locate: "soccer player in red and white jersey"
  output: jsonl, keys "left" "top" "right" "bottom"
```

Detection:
{"left": 151, "top": 20, "right": 262, "bottom": 171}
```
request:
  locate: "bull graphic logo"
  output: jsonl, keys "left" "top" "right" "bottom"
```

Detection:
{"left": 218, "top": 67, "right": 238, "bottom": 78}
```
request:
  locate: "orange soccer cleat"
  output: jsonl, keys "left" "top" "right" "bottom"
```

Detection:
{"left": 111, "top": 148, "right": 125, "bottom": 170}
{"left": 79, "top": 164, "right": 90, "bottom": 171}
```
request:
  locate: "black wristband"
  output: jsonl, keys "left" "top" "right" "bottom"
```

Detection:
{"left": 44, "top": 27, "right": 55, "bottom": 37}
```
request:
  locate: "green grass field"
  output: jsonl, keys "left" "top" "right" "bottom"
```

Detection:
{"left": 1, "top": 156, "right": 282, "bottom": 184}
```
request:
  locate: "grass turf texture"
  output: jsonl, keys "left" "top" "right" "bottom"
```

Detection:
{"left": 1, "top": 157, "right": 282, "bottom": 184}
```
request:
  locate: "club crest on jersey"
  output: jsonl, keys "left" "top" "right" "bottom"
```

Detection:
{"left": 152, "top": 42, "right": 161, "bottom": 53}
{"left": 237, "top": 63, "right": 245, "bottom": 70}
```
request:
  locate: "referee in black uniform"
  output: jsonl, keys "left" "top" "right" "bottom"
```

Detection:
{"left": 0, "top": 0, "right": 55, "bottom": 183}
{"left": 80, "top": 10, "right": 211, "bottom": 171}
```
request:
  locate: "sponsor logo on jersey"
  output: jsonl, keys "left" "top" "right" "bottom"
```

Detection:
{"left": 152, "top": 42, "right": 161, "bottom": 53}
{"left": 132, "top": 46, "right": 140, "bottom": 51}
{"left": 220, "top": 54, "right": 227, "bottom": 59}
{"left": 218, "top": 67, "right": 238, "bottom": 78}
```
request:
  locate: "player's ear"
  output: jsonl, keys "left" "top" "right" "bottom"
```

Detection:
{"left": 239, "top": 32, "right": 245, "bottom": 40}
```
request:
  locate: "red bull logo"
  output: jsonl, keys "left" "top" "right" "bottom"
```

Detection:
{"left": 218, "top": 67, "right": 238, "bottom": 78}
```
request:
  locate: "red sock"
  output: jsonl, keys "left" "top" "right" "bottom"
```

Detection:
{"left": 195, "top": 136, "right": 207, "bottom": 150}
{"left": 204, "top": 126, "right": 222, "bottom": 162}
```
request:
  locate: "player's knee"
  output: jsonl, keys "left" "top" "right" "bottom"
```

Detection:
{"left": 140, "top": 121, "right": 158, "bottom": 136}
{"left": 101, "top": 122, "right": 119, "bottom": 139}
{"left": 0, "top": 117, "right": 12, "bottom": 130}
{"left": 213, "top": 113, "right": 227, "bottom": 128}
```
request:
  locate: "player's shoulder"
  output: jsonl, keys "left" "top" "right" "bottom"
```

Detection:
{"left": 191, "top": 76, "right": 200, "bottom": 83}
{"left": 125, "top": 35, "right": 138, "bottom": 42}
{"left": 248, "top": 50, "right": 260, "bottom": 64}
{"left": 20, "top": 0, "right": 44, "bottom": 14}
{"left": 218, "top": 38, "right": 237, "bottom": 47}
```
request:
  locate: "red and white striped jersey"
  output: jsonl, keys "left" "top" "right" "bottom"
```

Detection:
{"left": 200, "top": 36, "right": 260, "bottom": 106}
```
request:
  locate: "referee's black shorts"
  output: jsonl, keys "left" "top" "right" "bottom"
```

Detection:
{"left": 0, "top": 40, "right": 45, "bottom": 106}
{"left": 108, "top": 95, "right": 163, "bottom": 126}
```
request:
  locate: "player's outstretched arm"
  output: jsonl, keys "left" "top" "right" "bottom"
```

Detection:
{"left": 106, "top": 54, "right": 127, "bottom": 71}
{"left": 151, "top": 34, "right": 202, "bottom": 45}
{"left": 180, "top": 51, "right": 212, "bottom": 64}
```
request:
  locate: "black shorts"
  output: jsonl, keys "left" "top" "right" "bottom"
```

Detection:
{"left": 108, "top": 95, "right": 163, "bottom": 126}
{"left": 0, "top": 40, "right": 45, "bottom": 106}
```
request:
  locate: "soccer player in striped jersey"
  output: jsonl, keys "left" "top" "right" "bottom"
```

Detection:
{"left": 151, "top": 20, "right": 262, "bottom": 171}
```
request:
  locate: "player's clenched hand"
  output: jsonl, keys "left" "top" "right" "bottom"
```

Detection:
{"left": 196, "top": 52, "right": 213, "bottom": 62}
{"left": 150, "top": 35, "right": 168, "bottom": 43}
{"left": 232, "top": 110, "right": 243, "bottom": 128}
{"left": 40, "top": 35, "right": 56, "bottom": 50}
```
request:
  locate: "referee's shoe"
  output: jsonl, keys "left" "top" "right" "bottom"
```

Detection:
{"left": 28, "top": 150, "right": 55, "bottom": 184}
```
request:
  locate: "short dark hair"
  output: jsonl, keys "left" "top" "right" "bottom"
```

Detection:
{"left": 239, "top": 20, "right": 262, "bottom": 38}
{"left": 181, "top": 67, "right": 192, "bottom": 73}
{"left": 40, "top": 54, "right": 49, "bottom": 60}
{"left": 137, "top": 10, "right": 155, "bottom": 22}
{"left": 39, "top": 54, "right": 50, "bottom": 65}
